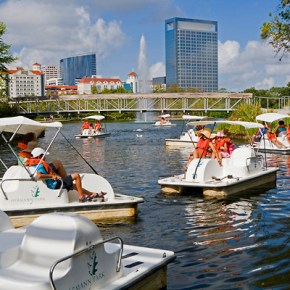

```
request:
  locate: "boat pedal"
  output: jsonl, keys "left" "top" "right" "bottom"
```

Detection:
{"left": 125, "top": 261, "right": 144, "bottom": 268}
{"left": 122, "top": 252, "right": 139, "bottom": 259}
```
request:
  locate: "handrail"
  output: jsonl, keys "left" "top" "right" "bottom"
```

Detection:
{"left": 0, "top": 177, "right": 64, "bottom": 200}
{"left": 49, "top": 236, "right": 123, "bottom": 290}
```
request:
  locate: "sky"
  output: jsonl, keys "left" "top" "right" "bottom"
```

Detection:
{"left": 0, "top": 0, "right": 289, "bottom": 92}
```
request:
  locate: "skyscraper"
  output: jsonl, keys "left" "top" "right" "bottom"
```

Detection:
{"left": 60, "top": 53, "right": 97, "bottom": 85}
{"left": 165, "top": 17, "right": 218, "bottom": 92}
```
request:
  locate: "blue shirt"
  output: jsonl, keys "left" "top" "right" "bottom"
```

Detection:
{"left": 33, "top": 164, "right": 58, "bottom": 189}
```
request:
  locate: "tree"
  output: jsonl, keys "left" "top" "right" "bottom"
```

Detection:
{"left": 261, "top": 0, "right": 290, "bottom": 60}
{"left": 0, "top": 22, "right": 17, "bottom": 79}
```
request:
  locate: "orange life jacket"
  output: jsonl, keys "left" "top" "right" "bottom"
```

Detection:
{"left": 18, "top": 142, "right": 27, "bottom": 150}
{"left": 196, "top": 138, "right": 211, "bottom": 157}
{"left": 19, "top": 151, "right": 31, "bottom": 159}
{"left": 25, "top": 158, "right": 53, "bottom": 174}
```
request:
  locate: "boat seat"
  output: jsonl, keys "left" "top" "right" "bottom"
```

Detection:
{"left": 225, "top": 147, "right": 259, "bottom": 177}
{"left": 0, "top": 212, "right": 122, "bottom": 289}
{"left": 0, "top": 211, "right": 26, "bottom": 269}
{"left": 0, "top": 166, "right": 68, "bottom": 204}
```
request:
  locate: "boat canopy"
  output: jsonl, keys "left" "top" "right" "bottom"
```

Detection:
{"left": 256, "top": 113, "right": 289, "bottom": 123}
{"left": 160, "top": 114, "right": 171, "bottom": 118}
{"left": 0, "top": 116, "right": 62, "bottom": 136}
{"left": 187, "top": 120, "right": 264, "bottom": 129}
{"left": 82, "top": 115, "right": 105, "bottom": 121}
{"left": 182, "top": 115, "right": 207, "bottom": 120}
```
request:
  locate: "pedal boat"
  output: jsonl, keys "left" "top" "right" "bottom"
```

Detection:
{"left": 159, "top": 120, "right": 279, "bottom": 198}
{"left": 0, "top": 116, "right": 143, "bottom": 227}
{"left": 254, "top": 113, "right": 290, "bottom": 154}
{"left": 0, "top": 210, "right": 175, "bottom": 290}
{"left": 165, "top": 115, "right": 207, "bottom": 146}
{"left": 154, "top": 114, "right": 176, "bottom": 127}
{"left": 75, "top": 115, "right": 111, "bottom": 139}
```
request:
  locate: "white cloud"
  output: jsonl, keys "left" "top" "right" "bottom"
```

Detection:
{"left": 219, "top": 40, "right": 290, "bottom": 91}
{"left": 0, "top": 0, "right": 126, "bottom": 69}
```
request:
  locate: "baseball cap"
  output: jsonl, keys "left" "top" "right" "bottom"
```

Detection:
{"left": 31, "top": 147, "right": 49, "bottom": 158}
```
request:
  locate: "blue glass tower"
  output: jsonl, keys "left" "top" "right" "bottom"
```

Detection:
{"left": 60, "top": 54, "right": 97, "bottom": 85}
{"left": 165, "top": 18, "right": 218, "bottom": 92}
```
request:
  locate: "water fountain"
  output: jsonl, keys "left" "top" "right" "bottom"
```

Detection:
{"left": 135, "top": 35, "right": 155, "bottom": 123}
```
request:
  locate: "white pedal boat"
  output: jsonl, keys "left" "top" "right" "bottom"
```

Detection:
{"left": 254, "top": 113, "right": 290, "bottom": 154}
{"left": 0, "top": 116, "right": 143, "bottom": 227}
{"left": 159, "top": 120, "right": 279, "bottom": 198}
{"left": 154, "top": 114, "right": 176, "bottom": 127}
{"left": 165, "top": 115, "right": 207, "bottom": 146}
{"left": 75, "top": 115, "right": 111, "bottom": 139}
{"left": 0, "top": 210, "right": 175, "bottom": 290}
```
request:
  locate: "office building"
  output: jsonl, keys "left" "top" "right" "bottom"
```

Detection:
{"left": 165, "top": 17, "right": 218, "bottom": 92}
{"left": 60, "top": 53, "right": 97, "bottom": 86}
{"left": 42, "top": 65, "right": 60, "bottom": 84}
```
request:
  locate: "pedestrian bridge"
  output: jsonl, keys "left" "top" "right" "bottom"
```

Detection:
{"left": 8, "top": 92, "right": 290, "bottom": 115}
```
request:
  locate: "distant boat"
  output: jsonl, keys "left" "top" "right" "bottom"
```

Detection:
{"left": 154, "top": 114, "right": 176, "bottom": 127}
{"left": 165, "top": 115, "right": 208, "bottom": 146}
{"left": 253, "top": 112, "right": 290, "bottom": 154}
{"left": 75, "top": 115, "right": 111, "bottom": 139}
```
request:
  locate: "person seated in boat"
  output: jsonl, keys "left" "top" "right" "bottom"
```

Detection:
{"left": 252, "top": 121, "right": 268, "bottom": 143}
{"left": 287, "top": 124, "right": 290, "bottom": 144}
{"left": 214, "top": 131, "right": 231, "bottom": 159}
{"left": 275, "top": 120, "right": 286, "bottom": 137}
{"left": 17, "top": 132, "right": 36, "bottom": 150}
{"left": 25, "top": 147, "right": 106, "bottom": 202}
{"left": 89, "top": 123, "right": 94, "bottom": 135}
{"left": 94, "top": 120, "right": 102, "bottom": 132}
{"left": 267, "top": 129, "right": 287, "bottom": 148}
{"left": 186, "top": 128, "right": 221, "bottom": 168}
{"left": 18, "top": 140, "right": 38, "bottom": 165}
{"left": 82, "top": 121, "right": 90, "bottom": 135}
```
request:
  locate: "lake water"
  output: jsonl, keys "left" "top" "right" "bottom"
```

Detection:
{"left": 1, "top": 120, "right": 290, "bottom": 289}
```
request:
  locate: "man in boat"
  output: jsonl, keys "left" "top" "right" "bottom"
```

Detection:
{"left": 82, "top": 120, "right": 90, "bottom": 135}
{"left": 253, "top": 121, "right": 268, "bottom": 143}
{"left": 94, "top": 120, "right": 102, "bottom": 132}
{"left": 25, "top": 147, "right": 106, "bottom": 202}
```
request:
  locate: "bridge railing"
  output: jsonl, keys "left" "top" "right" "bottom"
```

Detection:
{"left": 12, "top": 92, "right": 290, "bottom": 115}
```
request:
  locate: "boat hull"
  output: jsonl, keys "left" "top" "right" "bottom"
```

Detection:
{"left": 5, "top": 197, "right": 143, "bottom": 227}
{"left": 165, "top": 139, "right": 196, "bottom": 146}
{"left": 75, "top": 132, "right": 111, "bottom": 139}
{"left": 159, "top": 169, "right": 277, "bottom": 198}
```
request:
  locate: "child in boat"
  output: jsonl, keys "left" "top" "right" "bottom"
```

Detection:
{"left": 18, "top": 140, "right": 38, "bottom": 165}
{"left": 267, "top": 129, "right": 287, "bottom": 148}
{"left": 25, "top": 147, "right": 106, "bottom": 202}
{"left": 186, "top": 128, "right": 221, "bottom": 168}
{"left": 214, "top": 131, "right": 231, "bottom": 159}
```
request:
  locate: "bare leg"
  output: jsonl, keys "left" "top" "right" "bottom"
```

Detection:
{"left": 52, "top": 160, "right": 67, "bottom": 178}
{"left": 70, "top": 173, "right": 106, "bottom": 200}
{"left": 71, "top": 173, "right": 93, "bottom": 198}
